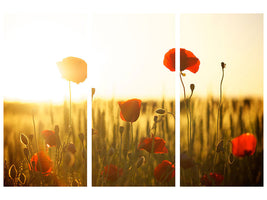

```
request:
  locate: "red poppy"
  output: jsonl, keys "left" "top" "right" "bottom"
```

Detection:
{"left": 57, "top": 57, "right": 87, "bottom": 84}
{"left": 41, "top": 130, "right": 57, "bottom": 148}
{"left": 154, "top": 160, "right": 175, "bottom": 183}
{"left": 118, "top": 98, "right": 141, "bottom": 122}
{"left": 163, "top": 48, "right": 175, "bottom": 71}
{"left": 29, "top": 151, "right": 53, "bottom": 176}
{"left": 180, "top": 152, "right": 195, "bottom": 169}
{"left": 101, "top": 164, "right": 123, "bottom": 182}
{"left": 231, "top": 133, "right": 257, "bottom": 157}
{"left": 180, "top": 48, "right": 200, "bottom": 73}
{"left": 200, "top": 172, "right": 224, "bottom": 186}
{"left": 138, "top": 136, "right": 168, "bottom": 154}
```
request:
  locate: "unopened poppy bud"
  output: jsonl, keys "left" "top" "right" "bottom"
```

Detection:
{"left": 92, "top": 88, "right": 96, "bottom": 98}
{"left": 29, "top": 134, "right": 33, "bottom": 142}
{"left": 190, "top": 84, "right": 195, "bottom": 92}
{"left": 24, "top": 148, "right": 29, "bottom": 158}
{"left": 221, "top": 62, "right": 226, "bottom": 69}
{"left": 181, "top": 72, "right": 186, "bottom": 76}
{"left": 216, "top": 140, "right": 224, "bottom": 153}
{"left": 136, "top": 156, "right": 145, "bottom": 168}
{"left": 79, "top": 133, "right": 84, "bottom": 142}
{"left": 156, "top": 108, "right": 165, "bottom": 115}
{"left": 154, "top": 116, "right": 158, "bottom": 122}
{"left": 119, "top": 126, "right": 124, "bottom": 135}
{"left": 20, "top": 133, "right": 29, "bottom": 146}
{"left": 18, "top": 173, "right": 26, "bottom": 185}
{"left": 9, "top": 164, "right": 17, "bottom": 180}
{"left": 228, "top": 153, "right": 234, "bottom": 165}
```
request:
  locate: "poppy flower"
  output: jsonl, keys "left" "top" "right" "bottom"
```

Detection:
{"left": 29, "top": 151, "right": 53, "bottom": 176}
{"left": 231, "top": 133, "right": 257, "bottom": 157}
{"left": 180, "top": 48, "right": 200, "bottom": 73}
{"left": 200, "top": 172, "right": 224, "bottom": 186}
{"left": 154, "top": 160, "right": 175, "bottom": 183}
{"left": 138, "top": 136, "right": 168, "bottom": 154}
{"left": 118, "top": 98, "right": 141, "bottom": 122}
{"left": 180, "top": 152, "right": 195, "bottom": 169}
{"left": 41, "top": 130, "right": 57, "bottom": 148}
{"left": 101, "top": 164, "right": 123, "bottom": 182}
{"left": 163, "top": 48, "right": 175, "bottom": 71}
{"left": 57, "top": 57, "right": 87, "bottom": 84}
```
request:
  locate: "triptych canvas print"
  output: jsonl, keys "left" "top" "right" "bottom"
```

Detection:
{"left": 2, "top": 13, "right": 263, "bottom": 187}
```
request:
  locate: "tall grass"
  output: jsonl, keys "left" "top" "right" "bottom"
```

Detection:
{"left": 180, "top": 97, "right": 263, "bottom": 186}
{"left": 4, "top": 100, "right": 87, "bottom": 186}
{"left": 92, "top": 98, "right": 175, "bottom": 186}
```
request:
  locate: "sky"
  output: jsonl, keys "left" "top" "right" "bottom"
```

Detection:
{"left": 180, "top": 14, "right": 263, "bottom": 99}
{"left": 1, "top": 14, "right": 90, "bottom": 103}
{"left": 91, "top": 14, "right": 175, "bottom": 100}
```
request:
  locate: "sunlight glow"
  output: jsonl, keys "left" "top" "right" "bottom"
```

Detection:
{"left": 2, "top": 14, "right": 89, "bottom": 103}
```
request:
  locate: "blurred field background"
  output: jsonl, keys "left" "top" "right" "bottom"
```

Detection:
{"left": 180, "top": 97, "right": 263, "bottom": 186}
{"left": 4, "top": 100, "right": 87, "bottom": 186}
{"left": 92, "top": 98, "right": 175, "bottom": 186}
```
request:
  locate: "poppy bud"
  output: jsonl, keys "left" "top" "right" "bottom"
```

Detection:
{"left": 67, "top": 143, "right": 76, "bottom": 154}
{"left": 221, "top": 62, "right": 226, "bottom": 69}
{"left": 136, "top": 156, "right": 145, "bottom": 168}
{"left": 156, "top": 108, "right": 166, "bottom": 115}
{"left": 29, "top": 134, "right": 33, "bottom": 143}
{"left": 190, "top": 84, "right": 195, "bottom": 92}
{"left": 9, "top": 164, "right": 17, "bottom": 180}
{"left": 154, "top": 116, "right": 158, "bottom": 122}
{"left": 79, "top": 133, "right": 84, "bottom": 143}
{"left": 20, "top": 133, "right": 29, "bottom": 146}
{"left": 92, "top": 88, "right": 96, "bottom": 98}
{"left": 216, "top": 140, "right": 224, "bottom": 153}
{"left": 18, "top": 173, "right": 26, "bottom": 185}
{"left": 119, "top": 126, "right": 124, "bottom": 135}
{"left": 24, "top": 148, "right": 29, "bottom": 158}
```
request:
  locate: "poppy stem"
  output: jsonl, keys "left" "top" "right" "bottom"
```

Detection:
{"left": 67, "top": 81, "right": 72, "bottom": 144}
{"left": 216, "top": 67, "right": 225, "bottom": 143}
{"left": 32, "top": 112, "right": 44, "bottom": 185}
{"left": 180, "top": 73, "right": 190, "bottom": 153}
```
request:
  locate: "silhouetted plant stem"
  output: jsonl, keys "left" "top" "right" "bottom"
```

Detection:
{"left": 180, "top": 73, "right": 190, "bottom": 153}
{"left": 67, "top": 81, "right": 72, "bottom": 143}
{"left": 32, "top": 112, "right": 44, "bottom": 185}
{"left": 216, "top": 64, "right": 225, "bottom": 143}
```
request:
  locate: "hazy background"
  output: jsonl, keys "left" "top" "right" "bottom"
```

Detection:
{"left": 91, "top": 14, "right": 175, "bottom": 100}
{"left": 180, "top": 14, "right": 263, "bottom": 99}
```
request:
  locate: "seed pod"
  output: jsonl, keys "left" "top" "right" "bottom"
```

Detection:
{"left": 155, "top": 108, "right": 165, "bottom": 115}
{"left": 20, "top": 133, "right": 29, "bottom": 146}
{"left": 9, "top": 164, "right": 17, "bottom": 180}
{"left": 228, "top": 153, "right": 234, "bottom": 165}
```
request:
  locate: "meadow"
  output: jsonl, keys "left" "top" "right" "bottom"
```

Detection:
{"left": 180, "top": 97, "right": 263, "bottom": 186}
{"left": 92, "top": 97, "right": 175, "bottom": 186}
{"left": 4, "top": 100, "right": 87, "bottom": 186}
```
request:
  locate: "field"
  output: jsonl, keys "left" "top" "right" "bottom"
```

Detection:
{"left": 92, "top": 98, "right": 175, "bottom": 186}
{"left": 180, "top": 97, "right": 263, "bottom": 186}
{"left": 4, "top": 101, "right": 87, "bottom": 186}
